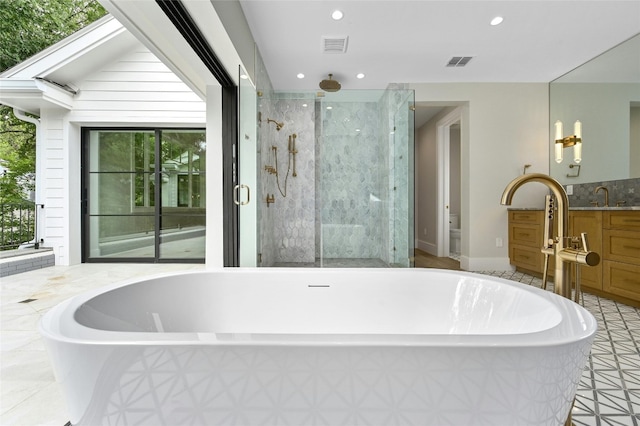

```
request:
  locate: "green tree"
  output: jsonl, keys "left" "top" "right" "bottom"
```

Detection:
{"left": 0, "top": 0, "right": 107, "bottom": 203}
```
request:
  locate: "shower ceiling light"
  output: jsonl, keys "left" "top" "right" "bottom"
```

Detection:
{"left": 490, "top": 16, "right": 504, "bottom": 26}
{"left": 331, "top": 10, "right": 343, "bottom": 20}
{"left": 297, "top": 73, "right": 305, "bottom": 79}
{"left": 356, "top": 73, "right": 365, "bottom": 79}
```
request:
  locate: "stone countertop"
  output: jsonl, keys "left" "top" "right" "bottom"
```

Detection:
{"left": 508, "top": 206, "right": 640, "bottom": 211}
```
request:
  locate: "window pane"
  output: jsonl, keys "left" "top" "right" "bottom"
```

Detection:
{"left": 88, "top": 173, "right": 154, "bottom": 214}
{"left": 88, "top": 131, "right": 154, "bottom": 172}
{"left": 88, "top": 216, "right": 155, "bottom": 258}
{"left": 159, "top": 130, "right": 206, "bottom": 208}
{"left": 159, "top": 214, "right": 205, "bottom": 260}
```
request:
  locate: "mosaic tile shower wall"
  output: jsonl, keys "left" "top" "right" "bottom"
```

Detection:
{"left": 257, "top": 89, "right": 414, "bottom": 266}
{"left": 566, "top": 178, "right": 640, "bottom": 207}
{"left": 260, "top": 95, "right": 316, "bottom": 265}
{"left": 317, "top": 100, "right": 385, "bottom": 260}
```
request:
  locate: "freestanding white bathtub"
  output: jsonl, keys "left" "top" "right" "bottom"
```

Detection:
{"left": 39, "top": 268, "right": 596, "bottom": 426}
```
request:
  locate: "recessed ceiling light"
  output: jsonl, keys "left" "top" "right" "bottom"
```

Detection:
{"left": 490, "top": 16, "right": 503, "bottom": 26}
{"left": 302, "top": 103, "right": 308, "bottom": 108}
{"left": 240, "top": 74, "right": 248, "bottom": 80}
{"left": 326, "top": 106, "right": 333, "bottom": 110}
{"left": 297, "top": 73, "right": 305, "bottom": 79}
{"left": 356, "top": 73, "right": 365, "bottom": 79}
{"left": 331, "top": 10, "right": 343, "bottom": 20}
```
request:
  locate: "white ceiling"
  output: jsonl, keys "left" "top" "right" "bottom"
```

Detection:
{"left": 238, "top": 0, "right": 640, "bottom": 92}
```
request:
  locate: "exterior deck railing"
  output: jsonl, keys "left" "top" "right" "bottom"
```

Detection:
{"left": 0, "top": 202, "right": 37, "bottom": 251}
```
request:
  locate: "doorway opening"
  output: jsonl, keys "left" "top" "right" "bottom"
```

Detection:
{"left": 414, "top": 104, "right": 463, "bottom": 270}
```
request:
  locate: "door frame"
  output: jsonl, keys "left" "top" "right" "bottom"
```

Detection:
{"left": 157, "top": 0, "right": 239, "bottom": 266}
{"left": 436, "top": 107, "right": 462, "bottom": 257}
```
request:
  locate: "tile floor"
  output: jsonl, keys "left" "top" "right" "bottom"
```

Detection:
{"left": 1, "top": 263, "right": 639, "bottom": 425}
{"left": 482, "top": 270, "right": 640, "bottom": 426}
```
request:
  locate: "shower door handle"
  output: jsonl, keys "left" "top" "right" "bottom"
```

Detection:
{"left": 234, "top": 184, "right": 250, "bottom": 205}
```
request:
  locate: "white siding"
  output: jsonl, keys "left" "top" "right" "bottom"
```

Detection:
{"left": 40, "top": 109, "right": 81, "bottom": 265}
{"left": 68, "top": 47, "right": 205, "bottom": 125}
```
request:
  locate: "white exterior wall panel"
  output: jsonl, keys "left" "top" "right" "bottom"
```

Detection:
{"left": 69, "top": 47, "right": 205, "bottom": 126}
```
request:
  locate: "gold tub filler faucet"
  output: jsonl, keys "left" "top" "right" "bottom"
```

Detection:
{"left": 501, "top": 173, "right": 600, "bottom": 303}
{"left": 501, "top": 173, "right": 600, "bottom": 426}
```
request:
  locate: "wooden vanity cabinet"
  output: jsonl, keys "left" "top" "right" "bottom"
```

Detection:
{"left": 508, "top": 209, "right": 640, "bottom": 307}
{"left": 603, "top": 211, "right": 640, "bottom": 303}
{"left": 507, "top": 210, "right": 556, "bottom": 276}
{"left": 508, "top": 210, "right": 544, "bottom": 274}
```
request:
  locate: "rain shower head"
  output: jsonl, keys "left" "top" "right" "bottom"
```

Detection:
{"left": 319, "top": 74, "right": 341, "bottom": 92}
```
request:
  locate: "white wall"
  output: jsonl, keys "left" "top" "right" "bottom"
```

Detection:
{"left": 411, "top": 83, "right": 549, "bottom": 271}
{"left": 69, "top": 46, "right": 205, "bottom": 125}
{"left": 39, "top": 109, "right": 77, "bottom": 265}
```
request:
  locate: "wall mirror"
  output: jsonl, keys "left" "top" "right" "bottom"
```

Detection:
{"left": 549, "top": 33, "right": 640, "bottom": 185}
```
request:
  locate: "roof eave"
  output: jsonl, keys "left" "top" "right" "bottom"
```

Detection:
{"left": 0, "top": 79, "right": 74, "bottom": 116}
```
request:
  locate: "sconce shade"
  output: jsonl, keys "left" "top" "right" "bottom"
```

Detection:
{"left": 574, "top": 140, "right": 582, "bottom": 163}
{"left": 555, "top": 140, "right": 564, "bottom": 163}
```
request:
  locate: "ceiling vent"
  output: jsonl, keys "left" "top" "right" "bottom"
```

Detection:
{"left": 446, "top": 56, "right": 473, "bottom": 67}
{"left": 322, "top": 36, "right": 349, "bottom": 54}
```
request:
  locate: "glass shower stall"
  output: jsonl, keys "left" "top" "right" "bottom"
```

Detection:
{"left": 248, "top": 87, "right": 415, "bottom": 268}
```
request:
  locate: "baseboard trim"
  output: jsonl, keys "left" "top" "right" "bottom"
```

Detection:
{"left": 462, "top": 256, "right": 514, "bottom": 271}
{"left": 415, "top": 239, "right": 436, "bottom": 256}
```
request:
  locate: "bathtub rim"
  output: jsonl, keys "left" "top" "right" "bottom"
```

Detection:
{"left": 38, "top": 268, "right": 597, "bottom": 348}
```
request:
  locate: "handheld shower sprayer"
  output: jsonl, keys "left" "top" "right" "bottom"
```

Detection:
{"left": 267, "top": 118, "right": 284, "bottom": 131}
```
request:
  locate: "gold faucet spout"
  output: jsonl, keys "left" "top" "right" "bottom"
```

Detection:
{"left": 501, "top": 173, "right": 571, "bottom": 299}
{"left": 500, "top": 173, "right": 569, "bottom": 237}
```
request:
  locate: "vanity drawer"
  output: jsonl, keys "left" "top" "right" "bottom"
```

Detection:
{"left": 604, "top": 211, "right": 640, "bottom": 231}
{"left": 509, "top": 245, "right": 542, "bottom": 272}
{"left": 603, "top": 229, "right": 640, "bottom": 263}
{"left": 509, "top": 210, "right": 541, "bottom": 224}
{"left": 603, "top": 260, "right": 640, "bottom": 302}
{"left": 509, "top": 222, "right": 541, "bottom": 248}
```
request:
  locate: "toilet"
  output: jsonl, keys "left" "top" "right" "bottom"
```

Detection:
{"left": 449, "top": 214, "right": 461, "bottom": 255}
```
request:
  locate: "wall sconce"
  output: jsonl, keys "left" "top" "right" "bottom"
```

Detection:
{"left": 554, "top": 120, "right": 582, "bottom": 164}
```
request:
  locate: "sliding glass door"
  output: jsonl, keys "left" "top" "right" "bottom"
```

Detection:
{"left": 83, "top": 128, "right": 206, "bottom": 262}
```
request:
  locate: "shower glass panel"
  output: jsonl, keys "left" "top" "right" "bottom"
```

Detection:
{"left": 238, "top": 66, "right": 259, "bottom": 266}
{"left": 391, "top": 91, "right": 415, "bottom": 267}
{"left": 254, "top": 87, "right": 414, "bottom": 267}
{"left": 318, "top": 89, "right": 414, "bottom": 267}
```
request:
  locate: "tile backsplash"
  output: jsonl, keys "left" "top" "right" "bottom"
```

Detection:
{"left": 565, "top": 177, "right": 640, "bottom": 207}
